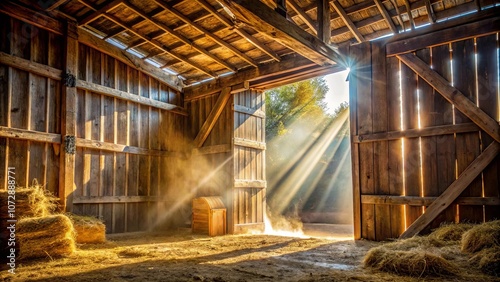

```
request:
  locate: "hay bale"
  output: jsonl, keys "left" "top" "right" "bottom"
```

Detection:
{"left": 364, "top": 247, "right": 458, "bottom": 277}
{"left": 461, "top": 220, "right": 500, "bottom": 253}
{"left": 0, "top": 183, "right": 57, "bottom": 219}
{"left": 68, "top": 213, "right": 106, "bottom": 244}
{"left": 429, "top": 223, "right": 474, "bottom": 242}
{"left": 18, "top": 214, "right": 75, "bottom": 260}
{"left": 470, "top": 246, "right": 500, "bottom": 277}
{"left": 380, "top": 236, "right": 446, "bottom": 251}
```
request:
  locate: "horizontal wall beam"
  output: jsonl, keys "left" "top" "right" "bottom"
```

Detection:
{"left": 0, "top": 52, "right": 63, "bottom": 81}
{"left": 0, "top": 1, "right": 64, "bottom": 35}
{"left": 76, "top": 138, "right": 182, "bottom": 157}
{"left": 234, "top": 179, "right": 267, "bottom": 188}
{"left": 192, "top": 144, "right": 232, "bottom": 155}
{"left": 76, "top": 80, "right": 188, "bottom": 115}
{"left": 73, "top": 196, "right": 157, "bottom": 204}
{"left": 233, "top": 105, "right": 266, "bottom": 119}
{"left": 361, "top": 195, "right": 500, "bottom": 206}
{"left": 0, "top": 127, "right": 61, "bottom": 143}
{"left": 234, "top": 138, "right": 266, "bottom": 150}
{"left": 354, "top": 123, "right": 480, "bottom": 143}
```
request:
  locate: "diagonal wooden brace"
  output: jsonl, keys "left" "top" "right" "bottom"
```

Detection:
{"left": 397, "top": 53, "right": 500, "bottom": 143}
{"left": 400, "top": 142, "right": 500, "bottom": 238}
{"left": 193, "top": 87, "right": 232, "bottom": 148}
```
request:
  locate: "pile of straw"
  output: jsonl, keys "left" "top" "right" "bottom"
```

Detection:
{"left": 18, "top": 214, "right": 75, "bottom": 260}
{"left": 429, "top": 223, "right": 475, "bottom": 242}
{"left": 364, "top": 247, "right": 458, "bottom": 277}
{"left": 461, "top": 220, "right": 500, "bottom": 253}
{"left": 462, "top": 220, "right": 500, "bottom": 277}
{"left": 363, "top": 236, "right": 458, "bottom": 277}
{"left": 364, "top": 221, "right": 500, "bottom": 278}
{"left": 68, "top": 213, "right": 106, "bottom": 244}
{"left": 0, "top": 183, "right": 58, "bottom": 219}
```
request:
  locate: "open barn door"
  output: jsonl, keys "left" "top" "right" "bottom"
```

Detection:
{"left": 349, "top": 11, "right": 500, "bottom": 241}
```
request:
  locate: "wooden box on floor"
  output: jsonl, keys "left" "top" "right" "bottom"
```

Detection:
{"left": 192, "top": 197, "right": 226, "bottom": 236}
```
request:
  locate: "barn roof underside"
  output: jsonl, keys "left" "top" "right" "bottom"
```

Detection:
{"left": 5, "top": 0, "right": 499, "bottom": 92}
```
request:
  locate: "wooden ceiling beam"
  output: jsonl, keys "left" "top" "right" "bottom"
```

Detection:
{"left": 184, "top": 54, "right": 314, "bottom": 100}
{"left": 287, "top": 0, "right": 318, "bottom": 35}
{"left": 153, "top": 0, "right": 258, "bottom": 68}
{"left": 220, "top": 0, "right": 343, "bottom": 66}
{"left": 317, "top": 0, "right": 331, "bottom": 43}
{"left": 103, "top": 13, "right": 216, "bottom": 77}
{"left": 194, "top": 0, "right": 281, "bottom": 62}
{"left": 374, "top": 0, "right": 398, "bottom": 34}
{"left": 331, "top": 0, "right": 365, "bottom": 42}
{"left": 78, "top": 0, "right": 124, "bottom": 26}
{"left": 124, "top": 1, "right": 237, "bottom": 72}
{"left": 79, "top": 28, "right": 184, "bottom": 91}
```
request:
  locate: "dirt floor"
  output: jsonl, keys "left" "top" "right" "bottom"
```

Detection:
{"left": 1, "top": 224, "right": 497, "bottom": 282}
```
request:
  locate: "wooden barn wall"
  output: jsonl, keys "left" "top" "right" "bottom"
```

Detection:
{"left": 0, "top": 14, "right": 188, "bottom": 234}
{"left": 232, "top": 90, "right": 266, "bottom": 234}
{"left": 0, "top": 16, "right": 63, "bottom": 195}
{"left": 350, "top": 31, "right": 500, "bottom": 241}
{"left": 72, "top": 44, "right": 187, "bottom": 233}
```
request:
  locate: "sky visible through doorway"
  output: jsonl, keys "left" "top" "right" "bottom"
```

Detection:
{"left": 324, "top": 70, "right": 349, "bottom": 114}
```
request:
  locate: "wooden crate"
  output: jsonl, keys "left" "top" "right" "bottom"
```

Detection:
{"left": 192, "top": 197, "right": 226, "bottom": 236}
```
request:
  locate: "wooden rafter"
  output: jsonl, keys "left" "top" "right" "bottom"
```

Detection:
{"left": 400, "top": 142, "right": 500, "bottom": 238}
{"left": 220, "top": 0, "right": 342, "bottom": 66}
{"left": 78, "top": 28, "right": 183, "bottom": 91}
{"left": 374, "top": 0, "right": 398, "bottom": 34}
{"left": 317, "top": 0, "right": 331, "bottom": 43}
{"left": 78, "top": 0, "right": 216, "bottom": 77}
{"left": 123, "top": 1, "right": 237, "bottom": 72}
{"left": 193, "top": 87, "right": 232, "bottom": 147}
{"left": 287, "top": 0, "right": 318, "bottom": 35}
{"left": 152, "top": 0, "right": 258, "bottom": 68}
{"left": 397, "top": 53, "right": 500, "bottom": 142}
{"left": 403, "top": 0, "right": 416, "bottom": 29}
{"left": 78, "top": 0, "right": 124, "bottom": 26}
{"left": 425, "top": 0, "right": 436, "bottom": 23}
{"left": 44, "top": 0, "right": 69, "bottom": 11}
{"left": 194, "top": 0, "right": 281, "bottom": 62}
{"left": 102, "top": 13, "right": 216, "bottom": 77}
{"left": 331, "top": 0, "right": 365, "bottom": 42}
{"left": 390, "top": 0, "right": 405, "bottom": 31}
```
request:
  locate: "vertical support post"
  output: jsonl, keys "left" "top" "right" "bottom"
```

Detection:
{"left": 317, "top": 0, "right": 331, "bottom": 43}
{"left": 59, "top": 21, "right": 78, "bottom": 211}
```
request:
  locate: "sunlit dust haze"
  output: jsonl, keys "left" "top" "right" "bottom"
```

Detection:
{"left": 265, "top": 105, "right": 353, "bottom": 237}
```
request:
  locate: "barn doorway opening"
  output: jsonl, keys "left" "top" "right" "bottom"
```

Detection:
{"left": 264, "top": 70, "right": 353, "bottom": 239}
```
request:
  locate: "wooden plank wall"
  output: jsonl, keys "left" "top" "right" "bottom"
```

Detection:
{"left": 0, "top": 14, "right": 188, "bottom": 233}
{"left": 73, "top": 44, "right": 187, "bottom": 233}
{"left": 233, "top": 90, "right": 266, "bottom": 234}
{"left": 0, "top": 16, "right": 62, "bottom": 195}
{"left": 350, "top": 33, "right": 500, "bottom": 240}
{"left": 187, "top": 91, "right": 233, "bottom": 232}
